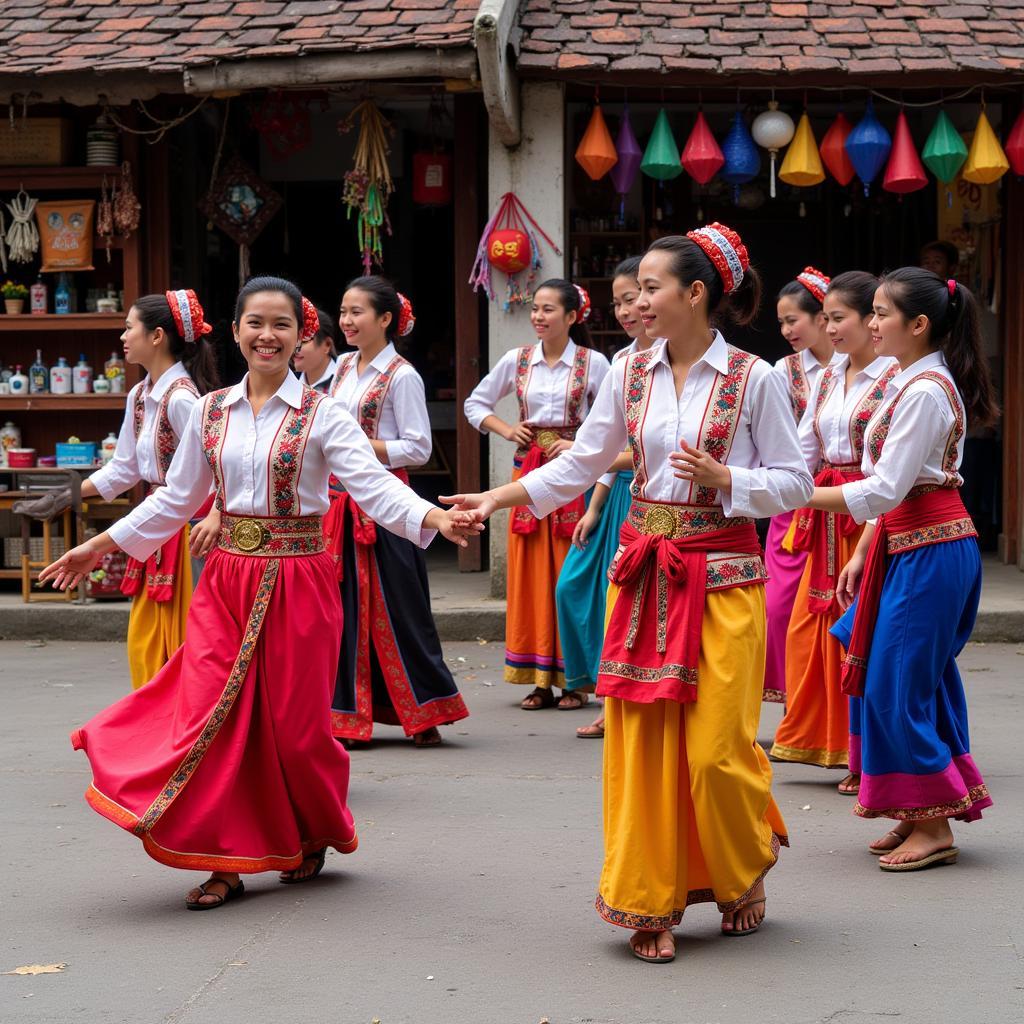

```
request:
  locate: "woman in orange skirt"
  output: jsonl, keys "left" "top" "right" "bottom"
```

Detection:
{"left": 464, "top": 280, "right": 610, "bottom": 708}
{"left": 770, "top": 273, "right": 898, "bottom": 793}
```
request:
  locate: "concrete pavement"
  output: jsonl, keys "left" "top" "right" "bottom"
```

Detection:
{"left": 1, "top": 640, "right": 1022, "bottom": 1024}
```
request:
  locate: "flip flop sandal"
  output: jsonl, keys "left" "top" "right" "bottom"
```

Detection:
{"left": 279, "top": 847, "right": 327, "bottom": 885}
{"left": 722, "top": 897, "right": 766, "bottom": 937}
{"left": 878, "top": 847, "right": 959, "bottom": 872}
{"left": 629, "top": 934, "right": 675, "bottom": 964}
{"left": 185, "top": 877, "right": 245, "bottom": 911}
{"left": 868, "top": 830, "right": 908, "bottom": 855}
{"left": 837, "top": 774, "right": 860, "bottom": 796}
{"left": 557, "top": 691, "right": 590, "bottom": 711}
{"left": 521, "top": 687, "right": 555, "bottom": 710}
{"left": 576, "top": 723, "right": 605, "bottom": 739}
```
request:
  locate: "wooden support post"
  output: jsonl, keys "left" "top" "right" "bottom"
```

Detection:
{"left": 1000, "top": 160, "right": 1022, "bottom": 566}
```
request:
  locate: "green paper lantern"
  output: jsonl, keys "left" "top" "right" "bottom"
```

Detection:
{"left": 922, "top": 110, "right": 968, "bottom": 183}
{"left": 641, "top": 109, "right": 683, "bottom": 181}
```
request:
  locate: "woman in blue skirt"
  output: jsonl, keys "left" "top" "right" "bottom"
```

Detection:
{"left": 554, "top": 257, "right": 656, "bottom": 735}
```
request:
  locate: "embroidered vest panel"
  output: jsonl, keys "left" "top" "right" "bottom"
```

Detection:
{"left": 783, "top": 352, "right": 809, "bottom": 425}
{"left": 133, "top": 377, "right": 200, "bottom": 483}
{"left": 811, "top": 362, "right": 901, "bottom": 467}
{"left": 513, "top": 345, "right": 591, "bottom": 426}
{"left": 330, "top": 353, "right": 411, "bottom": 439}
{"left": 622, "top": 347, "right": 660, "bottom": 498}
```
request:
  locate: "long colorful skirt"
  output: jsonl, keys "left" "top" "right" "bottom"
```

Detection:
{"left": 831, "top": 537, "right": 991, "bottom": 822}
{"left": 555, "top": 472, "right": 633, "bottom": 692}
{"left": 125, "top": 526, "right": 192, "bottom": 691}
{"left": 762, "top": 511, "right": 808, "bottom": 703}
{"left": 72, "top": 541, "right": 358, "bottom": 872}
{"left": 770, "top": 525, "right": 863, "bottom": 768}
{"left": 596, "top": 582, "right": 788, "bottom": 929}
{"left": 504, "top": 466, "right": 572, "bottom": 689}
{"left": 329, "top": 513, "right": 468, "bottom": 741}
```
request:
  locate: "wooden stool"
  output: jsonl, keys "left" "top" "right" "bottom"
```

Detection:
{"left": 20, "top": 506, "right": 76, "bottom": 603}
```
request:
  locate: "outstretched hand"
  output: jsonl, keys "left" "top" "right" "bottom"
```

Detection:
{"left": 438, "top": 491, "right": 500, "bottom": 523}
{"left": 37, "top": 541, "right": 103, "bottom": 592}
{"left": 668, "top": 439, "right": 732, "bottom": 493}
{"left": 428, "top": 507, "right": 486, "bottom": 548}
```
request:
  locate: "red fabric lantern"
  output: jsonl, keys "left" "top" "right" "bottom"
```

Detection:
{"left": 681, "top": 111, "right": 724, "bottom": 185}
{"left": 1007, "top": 108, "right": 1024, "bottom": 177}
{"left": 820, "top": 112, "right": 856, "bottom": 186}
{"left": 487, "top": 228, "right": 530, "bottom": 274}
{"left": 412, "top": 151, "right": 452, "bottom": 205}
{"left": 883, "top": 111, "right": 928, "bottom": 194}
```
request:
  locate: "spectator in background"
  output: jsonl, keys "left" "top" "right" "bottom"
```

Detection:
{"left": 919, "top": 240, "right": 959, "bottom": 280}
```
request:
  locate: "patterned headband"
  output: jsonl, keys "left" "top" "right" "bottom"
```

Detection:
{"left": 685, "top": 222, "right": 750, "bottom": 295}
{"left": 300, "top": 297, "right": 320, "bottom": 344}
{"left": 796, "top": 266, "right": 831, "bottom": 303}
{"left": 396, "top": 292, "right": 416, "bottom": 337}
{"left": 165, "top": 289, "right": 212, "bottom": 345}
{"left": 573, "top": 283, "right": 591, "bottom": 321}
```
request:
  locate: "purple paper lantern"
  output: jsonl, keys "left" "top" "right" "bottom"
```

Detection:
{"left": 720, "top": 111, "right": 760, "bottom": 203}
{"left": 845, "top": 99, "right": 892, "bottom": 197}
{"left": 609, "top": 105, "right": 643, "bottom": 223}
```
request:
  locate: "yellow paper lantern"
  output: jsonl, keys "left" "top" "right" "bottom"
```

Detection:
{"left": 575, "top": 104, "right": 618, "bottom": 181}
{"left": 779, "top": 112, "right": 825, "bottom": 187}
{"left": 962, "top": 110, "right": 1009, "bottom": 185}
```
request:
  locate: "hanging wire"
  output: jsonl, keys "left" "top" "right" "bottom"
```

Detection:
{"left": 103, "top": 95, "right": 210, "bottom": 144}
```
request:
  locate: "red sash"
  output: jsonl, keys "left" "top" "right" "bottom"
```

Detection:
{"left": 841, "top": 487, "right": 977, "bottom": 697}
{"left": 599, "top": 513, "right": 761, "bottom": 704}
{"left": 510, "top": 439, "right": 585, "bottom": 538}
{"left": 790, "top": 463, "right": 863, "bottom": 615}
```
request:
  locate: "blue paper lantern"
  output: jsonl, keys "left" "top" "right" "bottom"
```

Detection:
{"left": 845, "top": 99, "right": 891, "bottom": 197}
{"left": 720, "top": 111, "right": 760, "bottom": 203}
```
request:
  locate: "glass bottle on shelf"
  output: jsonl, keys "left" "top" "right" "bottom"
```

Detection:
{"left": 0, "top": 420, "right": 21, "bottom": 467}
{"left": 10, "top": 366, "right": 29, "bottom": 395}
{"left": 571, "top": 246, "right": 581, "bottom": 278}
{"left": 30, "top": 276, "right": 47, "bottom": 315}
{"left": 73, "top": 354, "right": 93, "bottom": 394}
{"left": 101, "top": 432, "right": 118, "bottom": 465}
{"left": 105, "top": 351, "right": 126, "bottom": 393}
{"left": 50, "top": 356, "right": 72, "bottom": 395}
{"left": 30, "top": 349, "right": 48, "bottom": 394}
{"left": 55, "top": 274, "right": 71, "bottom": 315}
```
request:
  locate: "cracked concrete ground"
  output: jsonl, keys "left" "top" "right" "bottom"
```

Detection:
{"left": 2, "top": 641, "right": 1022, "bottom": 1024}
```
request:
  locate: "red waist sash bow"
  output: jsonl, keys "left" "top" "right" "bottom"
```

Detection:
{"left": 790, "top": 463, "right": 863, "bottom": 615}
{"left": 511, "top": 428, "right": 583, "bottom": 539}
{"left": 598, "top": 503, "right": 761, "bottom": 705}
{"left": 121, "top": 492, "right": 215, "bottom": 602}
{"left": 841, "top": 486, "right": 977, "bottom": 697}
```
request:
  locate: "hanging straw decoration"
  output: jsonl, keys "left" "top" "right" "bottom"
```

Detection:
{"left": 0, "top": 208, "right": 7, "bottom": 274}
{"left": 340, "top": 99, "right": 395, "bottom": 273}
{"left": 112, "top": 162, "right": 141, "bottom": 238}
{"left": 470, "top": 191, "right": 561, "bottom": 312}
{"left": 5, "top": 188, "right": 39, "bottom": 264}
{"left": 97, "top": 176, "right": 114, "bottom": 262}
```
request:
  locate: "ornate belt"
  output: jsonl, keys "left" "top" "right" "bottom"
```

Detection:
{"left": 218, "top": 514, "right": 324, "bottom": 556}
{"left": 626, "top": 499, "right": 752, "bottom": 539}
{"left": 514, "top": 425, "right": 577, "bottom": 463}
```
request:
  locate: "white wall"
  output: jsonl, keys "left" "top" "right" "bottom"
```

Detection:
{"left": 484, "top": 80, "right": 566, "bottom": 596}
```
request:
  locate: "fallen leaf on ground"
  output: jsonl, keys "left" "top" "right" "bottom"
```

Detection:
{"left": 477, "top": 638, "right": 489, "bottom": 645}
{"left": 4, "top": 963, "right": 66, "bottom": 975}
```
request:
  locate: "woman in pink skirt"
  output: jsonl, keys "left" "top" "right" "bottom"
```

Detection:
{"left": 41, "top": 276, "right": 479, "bottom": 910}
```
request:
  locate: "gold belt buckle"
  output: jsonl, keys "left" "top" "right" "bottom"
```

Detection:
{"left": 232, "top": 518, "right": 269, "bottom": 553}
{"left": 535, "top": 428, "right": 559, "bottom": 452}
{"left": 642, "top": 505, "right": 678, "bottom": 537}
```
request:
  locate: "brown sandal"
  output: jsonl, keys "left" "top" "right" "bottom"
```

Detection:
{"left": 868, "top": 830, "right": 908, "bottom": 855}
{"left": 185, "top": 877, "right": 245, "bottom": 911}
{"left": 557, "top": 691, "right": 590, "bottom": 710}
{"left": 837, "top": 772, "right": 860, "bottom": 796}
{"left": 521, "top": 687, "right": 556, "bottom": 710}
{"left": 576, "top": 721, "right": 605, "bottom": 739}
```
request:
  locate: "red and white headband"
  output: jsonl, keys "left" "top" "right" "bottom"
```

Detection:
{"left": 396, "top": 292, "right": 415, "bottom": 337}
{"left": 796, "top": 266, "right": 830, "bottom": 303}
{"left": 165, "top": 289, "right": 212, "bottom": 345}
{"left": 300, "top": 297, "right": 320, "bottom": 344}
{"left": 573, "top": 283, "right": 591, "bottom": 321}
{"left": 685, "top": 222, "right": 750, "bottom": 295}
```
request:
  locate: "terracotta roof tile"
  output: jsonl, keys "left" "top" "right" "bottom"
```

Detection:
{"left": 518, "top": 0, "right": 1024, "bottom": 77}
{"left": 0, "top": 0, "right": 474, "bottom": 75}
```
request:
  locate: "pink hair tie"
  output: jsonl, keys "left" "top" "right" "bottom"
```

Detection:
{"left": 947, "top": 278, "right": 957, "bottom": 297}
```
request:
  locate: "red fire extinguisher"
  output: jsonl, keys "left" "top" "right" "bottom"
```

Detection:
{"left": 412, "top": 151, "right": 452, "bottom": 206}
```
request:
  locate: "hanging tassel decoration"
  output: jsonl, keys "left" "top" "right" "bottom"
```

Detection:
{"left": 5, "top": 188, "right": 39, "bottom": 264}
{"left": 97, "top": 176, "right": 114, "bottom": 263}
{"left": 113, "top": 162, "right": 141, "bottom": 238}
{"left": 340, "top": 99, "right": 395, "bottom": 274}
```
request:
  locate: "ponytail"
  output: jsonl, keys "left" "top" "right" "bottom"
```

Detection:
{"left": 133, "top": 293, "right": 220, "bottom": 395}
{"left": 182, "top": 339, "right": 221, "bottom": 395}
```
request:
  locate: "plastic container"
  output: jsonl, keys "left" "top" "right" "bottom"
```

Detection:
{"left": 56, "top": 441, "right": 98, "bottom": 467}
{"left": 50, "top": 356, "right": 72, "bottom": 394}
{"left": 30, "top": 277, "right": 47, "bottom": 315}
{"left": 9, "top": 366, "right": 28, "bottom": 395}
{"left": 73, "top": 354, "right": 92, "bottom": 394}
{"left": 0, "top": 420, "right": 21, "bottom": 467}
{"left": 38, "top": 455, "right": 57, "bottom": 467}
{"left": 7, "top": 448, "right": 37, "bottom": 468}
{"left": 100, "top": 431, "right": 117, "bottom": 465}
{"left": 104, "top": 351, "right": 125, "bottom": 394}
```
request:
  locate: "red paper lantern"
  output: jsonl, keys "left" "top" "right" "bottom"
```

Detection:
{"left": 412, "top": 151, "right": 452, "bottom": 205}
{"left": 1007, "top": 108, "right": 1024, "bottom": 177}
{"left": 820, "top": 112, "right": 856, "bottom": 186}
{"left": 882, "top": 111, "right": 928, "bottom": 194}
{"left": 681, "top": 111, "right": 724, "bottom": 185}
{"left": 487, "top": 228, "right": 530, "bottom": 274}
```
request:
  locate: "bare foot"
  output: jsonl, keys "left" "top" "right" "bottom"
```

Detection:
{"left": 557, "top": 690, "right": 589, "bottom": 710}
{"left": 185, "top": 872, "right": 240, "bottom": 907}
{"left": 413, "top": 726, "right": 442, "bottom": 747}
{"left": 629, "top": 929, "right": 675, "bottom": 961}
{"left": 878, "top": 819, "right": 955, "bottom": 867}
{"left": 837, "top": 772, "right": 860, "bottom": 795}
{"left": 721, "top": 879, "right": 766, "bottom": 935}
{"left": 278, "top": 849, "right": 326, "bottom": 883}
{"left": 868, "top": 821, "right": 913, "bottom": 853}
{"left": 576, "top": 714, "right": 605, "bottom": 738}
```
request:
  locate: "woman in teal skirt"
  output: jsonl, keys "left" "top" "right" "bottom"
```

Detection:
{"left": 554, "top": 258, "right": 656, "bottom": 734}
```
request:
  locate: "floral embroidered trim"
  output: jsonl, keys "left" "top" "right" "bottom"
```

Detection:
{"left": 886, "top": 517, "right": 977, "bottom": 554}
{"left": 201, "top": 389, "right": 231, "bottom": 510}
{"left": 623, "top": 347, "right": 659, "bottom": 498}
{"left": 705, "top": 554, "right": 766, "bottom": 591}
{"left": 564, "top": 345, "right": 591, "bottom": 427}
{"left": 356, "top": 354, "right": 409, "bottom": 438}
{"left": 596, "top": 659, "right": 698, "bottom": 684}
{"left": 784, "top": 352, "right": 809, "bottom": 425}
{"left": 763, "top": 688, "right": 786, "bottom": 704}
{"left": 155, "top": 378, "right": 199, "bottom": 480}
{"left": 626, "top": 500, "right": 746, "bottom": 538}
{"left": 329, "top": 352, "right": 356, "bottom": 397}
{"left": 269, "top": 386, "right": 323, "bottom": 517}
{"left": 693, "top": 345, "right": 759, "bottom": 506}
{"left": 132, "top": 558, "right": 279, "bottom": 836}
{"left": 218, "top": 514, "right": 324, "bottom": 556}
{"left": 513, "top": 345, "right": 533, "bottom": 423}
{"left": 849, "top": 362, "right": 900, "bottom": 460}
{"left": 854, "top": 784, "right": 990, "bottom": 821}
{"left": 811, "top": 362, "right": 839, "bottom": 457}
{"left": 843, "top": 652, "right": 868, "bottom": 669}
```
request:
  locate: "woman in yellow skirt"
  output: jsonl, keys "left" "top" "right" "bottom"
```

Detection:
{"left": 81, "top": 290, "right": 219, "bottom": 688}
{"left": 445, "top": 225, "right": 813, "bottom": 961}
{"left": 463, "top": 280, "right": 610, "bottom": 708}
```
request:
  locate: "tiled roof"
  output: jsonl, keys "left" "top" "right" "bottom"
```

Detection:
{"left": 0, "top": 0, "right": 477, "bottom": 76}
{"left": 518, "top": 1, "right": 1024, "bottom": 76}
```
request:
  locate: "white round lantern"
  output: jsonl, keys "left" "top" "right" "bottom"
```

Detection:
{"left": 752, "top": 100, "right": 795, "bottom": 198}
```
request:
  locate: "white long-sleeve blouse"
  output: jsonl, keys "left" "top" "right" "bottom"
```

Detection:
{"left": 89, "top": 362, "right": 198, "bottom": 499}
{"left": 464, "top": 340, "right": 611, "bottom": 432}
{"left": 108, "top": 371, "right": 437, "bottom": 563}
{"left": 522, "top": 332, "right": 813, "bottom": 521}
{"left": 842, "top": 351, "right": 967, "bottom": 524}
{"left": 331, "top": 343, "right": 432, "bottom": 469}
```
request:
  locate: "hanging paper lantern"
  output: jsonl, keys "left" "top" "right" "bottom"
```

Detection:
{"left": 820, "top": 112, "right": 856, "bottom": 186}
{"left": 779, "top": 112, "right": 825, "bottom": 187}
{"left": 882, "top": 111, "right": 928, "bottom": 194}
{"left": 641, "top": 109, "right": 683, "bottom": 181}
{"left": 963, "top": 109, "right": 1010, "bottom": 185}
{"left": 681, "top": 111, "right": 725, "bottom": 185}
{"left": 1004, "top": 108, "right": 1024, "bottom": 177}
{"left": 922, "top": 110, "right": 969, "bottom": 185}
{"left": 609, "top": 105, "right": 643, "bottom": 220}
{"left": 486, "top": 227, "right": 530, "bottom": 275}
{"left": 575, "top": 103, "right": 618, "bottom": 181}
{"left": 751, "top": 101, "right": 795, "bottom": 198}
{"left": 719, "top": 112, "right": 759, "bottom": 201}
{"left": 845, "top": 100, "right": 891, "bottom": 196}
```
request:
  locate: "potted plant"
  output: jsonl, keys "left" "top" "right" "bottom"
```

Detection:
{"left": 2, "top": 281, "right": 29, "bottom": 315}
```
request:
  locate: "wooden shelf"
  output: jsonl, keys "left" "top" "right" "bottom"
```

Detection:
{"left": 0, "top": 313, "right": 123, "bottom": 332}
{"left": 0, "top": 394, "right": 126, "bottom": 412}
{"left": 0, "top": 166, "right": 120, "bottom": 191}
